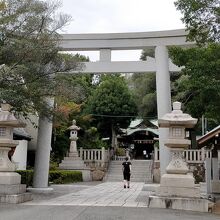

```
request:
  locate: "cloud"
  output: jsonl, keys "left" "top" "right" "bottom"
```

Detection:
{"left": 59, "top": 0, "right": 184, "bottom": 33}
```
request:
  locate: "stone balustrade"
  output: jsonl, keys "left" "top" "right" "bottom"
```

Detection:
{"left": 154, "top": 147, "right": 212, "bottom": 164}
{"left": 78, "top": 147, "right": 109, "bottom": 168}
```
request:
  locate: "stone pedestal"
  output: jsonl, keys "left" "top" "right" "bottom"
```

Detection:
{"left": 59, "top": 156, "right": 86, "bottom": 170}
{"left": 59, "top": 157, "right": 91, "bottom": 182}
{"left": 157, "top": 174, "right": 200, "bottom": 198}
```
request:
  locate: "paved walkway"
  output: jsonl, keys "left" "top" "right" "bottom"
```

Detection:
{"left": 25, "top": 182, "right": 148, "bottom": 207}
{"left": 1, "top": 182, "right": 220, "bottom": 220}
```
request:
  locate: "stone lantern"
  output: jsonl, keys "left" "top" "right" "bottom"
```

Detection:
{"left": 59, "top": 120, "right": 91, "bottom": 181}
{"left": 0, "top": 103, "right": 32, "bottom": 203}
{"left": 68, "top": 119, "right": 80, "bottom": 157}
{"left": 0, "top": 103, "right": 25, "bottom": 174}
{"left": 148, "top": 102, "right": 213, "bottom": 212}
{"left": 157, "top": 101, "right": 199, "bottom": 197}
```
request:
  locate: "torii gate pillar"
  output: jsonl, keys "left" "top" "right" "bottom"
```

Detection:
{"left": 155, "top": 45, "right": 172, "bottom": 175}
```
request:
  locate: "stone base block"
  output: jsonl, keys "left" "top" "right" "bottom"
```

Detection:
{"left": 59, "top": 158, "right": 86, "bottom": 169}
{"left": 0, "top": 184, "right": 26, "bottom": 195}
{"left": 68, "top": 153, "right": 78, "bottom": 157}
{"left": 82, "top": 169, "right": 92, "bottom": 182}
{"left": 142, "top": 184, "right": 160, "bottom": 192}
{"left": 27, "top": 187, "right": 54, "bottom": 194}
{"left": 0, "top": 192, "right": 32, "bottom": 204}
{"left": 0, "top": 172, "right": 21, "bottom": 184}
{"left": 148, "top": 195, "right": 214, "bottom": 212}
{"left": 160, "top": 173, "right": 195, "bottom": 188}
{"left": 157, "top": 186, "right": 200, "bottom": 198}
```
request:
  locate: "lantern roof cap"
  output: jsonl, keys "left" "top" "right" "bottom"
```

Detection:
{"left": 0, "top": 103, "right": 25, "bottom": 127}
{"left": 158, "top": 102, "right": 197, "bottom": 128}
{"left": 68, "top": 119, "right": 80, "bottom": 130}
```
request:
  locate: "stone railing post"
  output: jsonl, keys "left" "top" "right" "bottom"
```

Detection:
{"left": 102, "top": 147, "right": 105, "bottom": 166}
{"left": 201, "top": 148, "right": 205, "bottom": 161}
{"left": 154, "top": 146, "right": 159, "bottom": 162}
{"left": 79, "top": 147, "right": 83, "bottom": 159}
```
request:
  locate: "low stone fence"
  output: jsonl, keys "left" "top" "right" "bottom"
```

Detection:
{"left": 154, "top": 147, "right": 212, "bottom": 164}
{"left": 78, "top": 147, "right": 110, "bottom": 168}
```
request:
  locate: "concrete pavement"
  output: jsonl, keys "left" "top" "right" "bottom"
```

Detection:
{"left": 25, "top": 182, "right": 146, "bottom": 207}
{"left": 0, "top": 181, "right": 220, "bottom": 220}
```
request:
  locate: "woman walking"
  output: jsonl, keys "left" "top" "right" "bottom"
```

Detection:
{"left": 122, "top": 157, "right": 132, "bottom": 188}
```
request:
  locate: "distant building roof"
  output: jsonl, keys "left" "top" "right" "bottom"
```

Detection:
{"left": 13, "top": 128, "right": 31, "bottom": 141}
{"left": 197, "top": 125, "right": 220, "bottom": 146}
{"left": 149, "top": 119, "right": 158, "bottom": 127}
{"left": 128, "top": 119, "right": 143, "bottom": 128}
{"left": 126, "top": 128, "right": 159, "bottom": 137}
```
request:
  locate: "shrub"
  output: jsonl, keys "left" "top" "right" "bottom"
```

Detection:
{"left": 49, "top": 170, "right": 82, "bottom": 184}
{"left": 193, "top": 164, "right": 205, "bottom": 184}
{"left": 17, "top": 170, "right": 34, "bottom": 187}
{"left": 16, "top": 170, "right": 83, "bottom": 186}
{"left": 115, "top": 148, "right": 125, "bottom": 156}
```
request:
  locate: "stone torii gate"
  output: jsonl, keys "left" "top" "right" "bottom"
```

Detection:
{"left": 33, "top": 29, "right": 194, "bottom": 191}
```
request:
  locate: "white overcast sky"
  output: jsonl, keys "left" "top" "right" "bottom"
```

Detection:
{"left": 58, "top": 0, "right": 185, "bottom": 61}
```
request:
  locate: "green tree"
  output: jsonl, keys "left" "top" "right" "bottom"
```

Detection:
{"left": 128, "top": 48, "right": 157, "bottom": 119}
{"left": 0, "top": 0, "right": 73, "bottom": 117}
{"left": 129, "top": 72, "right": 157, "bottom": 118}
{"left": 175, "top": 0, "right": 220, "bottom": 44}
{"left": 55, "top": 53, "right": 92, "bottom": 104}
{"left": 169, "top": 43, "right": 220, "bottom": 123}
{"left": 85, "top": 75, "right": 137, "bottom": 149}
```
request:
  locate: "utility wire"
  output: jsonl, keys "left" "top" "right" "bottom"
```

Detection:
{"left": 89, "top": 113, "right": 157, "bottom": 119}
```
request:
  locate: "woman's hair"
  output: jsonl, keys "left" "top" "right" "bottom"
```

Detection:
{"left": 125, "top": 157, "right": 128, "bottom": 161}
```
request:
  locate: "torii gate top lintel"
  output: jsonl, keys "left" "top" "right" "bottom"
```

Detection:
{"left": 60, "top": 29, "right": 194, "bottom": 51}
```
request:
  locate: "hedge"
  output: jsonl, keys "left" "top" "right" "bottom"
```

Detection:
{"left": 16, "top": 170, "right": 83, "bottom": 186}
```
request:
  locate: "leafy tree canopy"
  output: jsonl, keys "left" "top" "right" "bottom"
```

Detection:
{"left": 129, "top": 73, "right": 157, "bottom": 119}
{"left": 175, "top": 0, "right": 220, "bottom": 44}
{"left": 84, "top": 75, "right": 137, "bottom": 139}
{"left": 0, "top": 0, "right": 73, "bottom": 117}
{"left": 169, "top": 43, "right": 220, "bottom": 123}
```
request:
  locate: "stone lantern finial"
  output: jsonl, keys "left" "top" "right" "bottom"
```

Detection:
{"left": 173, "top": 101, "right": 181, "bottom": 110}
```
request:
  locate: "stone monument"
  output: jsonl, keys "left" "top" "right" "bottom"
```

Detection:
{"left": 0, "top": 103, "right": 32, "bottom": 203}
{"left": 149, "top": 102, "right": 214, "bottom": 212}
{"left": 59, "top": 120, "right": 91, "bottom": 181}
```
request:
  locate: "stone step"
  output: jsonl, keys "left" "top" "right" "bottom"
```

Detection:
{"left": 107, "top": 174, "right": 152, "bottom": 178}
{"left": 111, "top": 160, "right": 152, "bottom": 165}
{"left": 0, "top": 184, "right": 26, "bottom": 195}
{"left": 106, "top": 178, "right": 152, "bottom": 182}
{"left": 0, "top": 192, "right": 32, "bottom": 204}
{"left": 106, "top": 159, "right": 153, "bottom": 183}
{"left": 108, "top": 169, "right": 152, "bottom": 173}
{"left": 109, "top": 165, "right": 152, "bottom": 169}
{"left": 107, "top": 176, "right": 152, "bottom": 180}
